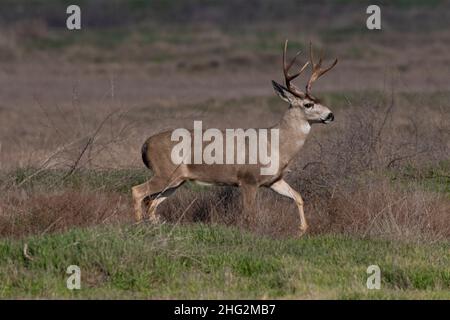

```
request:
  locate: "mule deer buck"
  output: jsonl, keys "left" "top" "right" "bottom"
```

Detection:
{"left": 132, "top": 40, "right": 337, "bottom": 235}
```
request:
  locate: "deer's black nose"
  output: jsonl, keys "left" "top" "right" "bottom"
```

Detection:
{"left": 325, "top": 113, "right": 334, "bottom": 122}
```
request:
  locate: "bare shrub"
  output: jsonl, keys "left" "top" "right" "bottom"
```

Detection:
{"left": 156, "top": 186, "right": 240, "bottom": 226}
{"left": 0, "top": 188, "right": 131, "bottom": 238}
{"left": 154, "top": 185, "right": 300, "bottom": 238}
{"left": 13, "top": 19, "right": 49, "bottom": 41}
{"left": 283, "top": 91, "right": 450, "bottom": 242}
{"left": 306, "top": 177, "right": 450, "bottom": 242}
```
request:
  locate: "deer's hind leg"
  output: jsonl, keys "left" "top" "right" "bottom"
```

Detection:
{"left": 132, "top": 176, "right": 184, "bottom": 222}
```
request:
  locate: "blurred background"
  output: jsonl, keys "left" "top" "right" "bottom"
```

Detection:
{"left": 0, "top": 1, "right": 448, "bottom": 240}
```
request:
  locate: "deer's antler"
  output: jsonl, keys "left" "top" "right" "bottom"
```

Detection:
{"left": 305, "top": 41, "right": 338, "bottom": 96}
{"left": 283, "top": 40, "right": 309, "bottom": 97}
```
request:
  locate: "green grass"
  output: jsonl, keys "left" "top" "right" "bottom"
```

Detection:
{"left": 389, "top": 160, "right": 450, "bottom": 197}
{"left": 0, "top": 224, "right": 448, "bottom": 299}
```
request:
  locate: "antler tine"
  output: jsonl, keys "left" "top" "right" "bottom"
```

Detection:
{"left": 283, "top": 41, "right": 303, "bottom": 79}
{"left": 282, "top": 40, "right": 309, "bottom": 97}
{"left": 309, "top": 41, "right": 315, "bottom": 69}
{"left": 306, "top": 41, "right": 338, "bottom": 95}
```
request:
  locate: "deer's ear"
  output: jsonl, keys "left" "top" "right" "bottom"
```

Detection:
{"left": 271, "top": 80, "right": 298, "bottom": 104}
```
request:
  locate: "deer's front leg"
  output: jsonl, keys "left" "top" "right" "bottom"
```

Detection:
{"left": 240, "top": 184, "right": 258, "bottom": 228}
{"left": 269, "top": 179, "right": 308, "bottom": 236}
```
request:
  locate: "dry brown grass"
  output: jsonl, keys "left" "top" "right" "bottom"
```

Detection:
{"left": 0, "top": 87, "right": 448, "bottom": 242}
{"left": 151, "top": 178, "right": 450, "bottom": 242}
{"left": 0, "top": 188, "right": 132, "bottom": 238}
{"left": 322, "top": 180, "right": 450, "bottom": 242}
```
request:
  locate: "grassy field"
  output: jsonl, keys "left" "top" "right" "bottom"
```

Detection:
{"left": 0, "top": 224, "right": 448, "bottom": 299}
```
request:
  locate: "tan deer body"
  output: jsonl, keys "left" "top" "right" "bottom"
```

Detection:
{"left": 132, "top": 41, "right": 337, "bottom": 235}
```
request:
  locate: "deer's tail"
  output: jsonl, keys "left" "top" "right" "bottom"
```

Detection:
{"left": 141, "top": 141, "right": 152, "bottom": 170}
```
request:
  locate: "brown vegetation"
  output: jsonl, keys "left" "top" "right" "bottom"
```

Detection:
{"left": 0, "top": 90, "right": 448, "bottom": 241}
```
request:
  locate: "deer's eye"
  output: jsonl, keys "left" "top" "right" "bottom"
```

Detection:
{"left": 304, "top": 103, "right": 314, "bottom": 109}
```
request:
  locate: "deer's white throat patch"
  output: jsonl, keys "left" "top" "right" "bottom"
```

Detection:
{"left": 299, "top": 121, "right": 311, "bottom": 134}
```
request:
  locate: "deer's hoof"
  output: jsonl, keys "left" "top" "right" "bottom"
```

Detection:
{"left": 148, "top": 215, "right": 162, "bottom": 225}
{"left": 134, "top": 212, "right": 144, "bottom": 223}
{"left": 298, "top": 225, "right": 308, "bottom": 237}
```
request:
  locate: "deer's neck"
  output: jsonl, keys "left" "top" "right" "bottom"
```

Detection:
{"left": 275, "top": 108, "right": 311, "bottom": 162}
